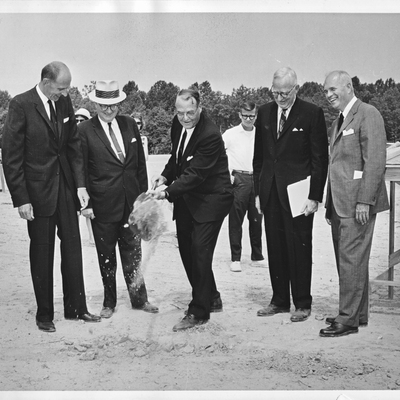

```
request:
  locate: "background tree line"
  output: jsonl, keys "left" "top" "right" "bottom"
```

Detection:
{"left": 1, "top": 76, "right": 400, "bottom": 155}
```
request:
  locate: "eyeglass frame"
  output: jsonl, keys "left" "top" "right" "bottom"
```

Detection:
{"left": 271, "top": 84, "right": 297, "bottom": 99}
{"left": 75, "top": 117, "right": 86, "bottom": 122}
{"left": 99, "top": 104, "right": 119, "bottom": 111}
{"left": 240, "top": 113, "right": 256, "bottom": 121}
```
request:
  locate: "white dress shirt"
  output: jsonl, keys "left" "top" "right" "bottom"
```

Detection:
{"left": 98, "top": 118, "right": 126, "bottom": 157}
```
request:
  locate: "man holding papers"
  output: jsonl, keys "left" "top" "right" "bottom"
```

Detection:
{"left": 253, "top": 67, "right": 328, "bottom": 322}
{"left": 320, "top": 71, "right": 388, "bottom": 337}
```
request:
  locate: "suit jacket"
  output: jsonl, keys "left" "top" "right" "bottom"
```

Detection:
{"left": 2, "top": 87, "right": 84, "bottom": 216}
{"left": 162, "top": 112, "right": 233, "bottom": 223}
{"left": 253, "top": 97, "right": 329, "bottom": 213}
{"left": 78, "top": 115, "right": 148, "bottom": 223}
{"left": 325, "top": 99, "right": 389, "bottom": 218}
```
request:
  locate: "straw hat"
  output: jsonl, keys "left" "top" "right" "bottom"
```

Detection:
{"left": 88, "top": 80, "right": 127, "bottom": 105}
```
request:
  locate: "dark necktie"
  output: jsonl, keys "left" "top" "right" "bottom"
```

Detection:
{"left": 108, "top": 122, "right": 125, "bottom": 163}
{"left": 338, "top": 113, "right": 344, "bottom": 131}
{"left": 177, "top": 130, "right": 187, "bottom": 165}
{"left": 278, "top": 109, "right": 287, "bottom": 139}
{"left": 48, "top": 100, "right": 59, "bottom": 138}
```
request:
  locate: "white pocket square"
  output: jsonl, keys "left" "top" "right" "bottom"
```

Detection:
{"left": 131, "top": 138, "right": 137, "bottom": 143}
{"left": 292, "top": 127, "right": 298, "bottom": 131}
{"left": 343, "top": 128, "right": 354, "bottom": 136}
{"left": 353, "top": 170, "right": 363, "bottom": 179}
{"left": 187, "top": 155, "right": 193, "bottom": 161}
{"left": 299, "top": 128, "right": 303, "bottom": 131}
{"left": 63, "top": 117, "right": 69, "bottom": 123}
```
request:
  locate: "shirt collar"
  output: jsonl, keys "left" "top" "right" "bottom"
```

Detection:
{"left": 36, "top": 84, "right": 51, "bottom": 108}
{"left": 342, "top": 96, "right": 357, "bottom": 118}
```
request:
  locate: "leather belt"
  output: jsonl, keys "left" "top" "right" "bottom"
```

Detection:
{"left": 232, "top": 169, "right": 253, "bottom": 175}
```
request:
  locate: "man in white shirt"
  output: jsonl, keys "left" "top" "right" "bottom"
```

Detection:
{"left": 223, "top": 101, "right": 265, "bottom": 272}
{"left": 79, "top": 80, "right": 158, "bottom": 319}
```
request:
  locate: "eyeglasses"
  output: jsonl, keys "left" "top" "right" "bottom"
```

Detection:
{"left": 271, "top": 85, "right": 297, "bottom": 98}
{"left": 241, "top": 114, "right": 256, "bottom": 120}
{"left": 99, "top": 104, "right": 118, "bottom": 111}
{"left": 76, "top": 118, "right": 85, "bottom": 123}
{"left": 176, "top": 109, "right": 198, "bottom": 119}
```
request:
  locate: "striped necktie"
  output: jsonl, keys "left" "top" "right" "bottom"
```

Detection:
{"left": 108, "top": 122, "right": 125, "bottom": 163}
{"left": 278, "top": 109, "right": 287, "bottom": 139}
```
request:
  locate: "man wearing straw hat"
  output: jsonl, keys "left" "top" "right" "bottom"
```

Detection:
{"left": 79, "top": 80, "right": 158, "bottom": 319}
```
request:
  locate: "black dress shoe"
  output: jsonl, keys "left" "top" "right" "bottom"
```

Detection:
{"left": 257, "top": 304, "right": 290, "bottom": 317}
{"left": 65, "top": 313, "right": 101, "bottom": 322}
{"left": 210, "top": 297, "right": 223, "bottom": 313}
{"left": 173, "top": 314, "right": 208, "bottom": 332}
{"left": 36, "top": 320, "right": 56, "bottom": 333}
{"left": 319, "top": 322, "right": 358, "bottom": 337}
{"left": 325, "top": 316, "right": 368, "bottom": 327}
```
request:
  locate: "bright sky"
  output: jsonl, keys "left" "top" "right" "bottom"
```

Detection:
{"left": 0, "top": 1, "right": 399, "bottom": 97}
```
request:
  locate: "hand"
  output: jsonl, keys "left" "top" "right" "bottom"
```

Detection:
{"left": 255, "top": 196, "right": 262, "bottom": 214}
{"left": 81, "top": 208, "right": 95, "bottom": 219}
{"left": 230, "top": 174, "right": 235, "bottom": 184}
{"left": 355, "top": 203, "right": 370, "bottom": 225}
{"left": 325, "top": 218, "right": 331, "bottom": 225}
{"left": 301, "top": 199, "right": 318, "bottom": 216}
{"left": 77, "top": 187, "right": 90, "bottom": 209}
{"left": 151, "top": 175, "right": 167, "bottom": 190}
{"left": 18, "top": 203, "right": 34, "bottom": 221}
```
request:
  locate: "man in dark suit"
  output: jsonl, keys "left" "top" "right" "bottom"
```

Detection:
{"left": 150, "top": 88, "right": 233, "bottom": 331}
{"left": 253, "top": 67, "right": 329, "bottom": 322}
{"left": 320, "top": 71, "right": 389, "bottom": 337}
{"left": 79, "top": 80, "right": 158, "bottom": 319}
{"left": 2, "top": 61, "right": 100, "bottom": 333}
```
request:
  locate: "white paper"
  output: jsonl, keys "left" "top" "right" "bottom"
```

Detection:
{"left": 353, "top": 170, "right": 363, "bottom": 179}
{"left": 287, "top": 176, "right": 311, "bottom": 218}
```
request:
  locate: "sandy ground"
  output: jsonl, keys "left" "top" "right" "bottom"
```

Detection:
{"left": 1, "top": 155, "right": 400, "bottom": 400}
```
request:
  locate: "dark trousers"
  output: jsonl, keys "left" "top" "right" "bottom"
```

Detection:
{"left": 229, "top": 172, "right": 263, "bottom": 261}
{"left": 91, "top": 205, "right": 148, "bottom": 309}
{"left": 263, "top": 181, "right": 314, "bottom": 309}
{"left": 27, "top": 177, "right": 88, "bottom": 322}
{"left": 175, "top": 198, "right": 223, "bottom": 320}
{"left": 330, "top": 204, "right": 375, "bottom": 327}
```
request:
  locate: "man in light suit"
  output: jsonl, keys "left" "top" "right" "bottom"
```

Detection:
{"left": 320, "top": 71, "right": 389, "bottom": 337}
{"left": 2, "top": 61, "right": 100, "bottom": 332}
{"left": 79, "top": 80, "right": 158, "bottom": 319}
{"left": 150, "top": 88, "right": 234, "bottom": 331}
{"left": 253, "top": 67, "right": 329, "bottom": 322}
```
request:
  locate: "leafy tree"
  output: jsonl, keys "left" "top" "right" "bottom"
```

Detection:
{"left": 145, "top": 80, "right": 179, "bottom": 114}
{"left": 142, "top": 106, "right": 173, "bottom": 154}
{"left": 69, "top": 86, "right": 83, "bottom": 110}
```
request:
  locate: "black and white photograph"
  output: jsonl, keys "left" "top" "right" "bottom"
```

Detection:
{"left": 0, "top": 1, "right": 400, "bottom": 399}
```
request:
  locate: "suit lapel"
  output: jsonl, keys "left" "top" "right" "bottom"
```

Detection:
{"left": 92, "top": 115, "right": 122, "bottom": 162}
{"left": 116, "top": 116, "right": 132, "bottom": 161}
{"left": 181, "top": 113, "right": 203, "bottom": 162}
{"left": 31, "top": 89, "right": 58, "bottom": 141}
{"left": 278, "top": 98, "right": 300, "bottom": 140}
{"left": 270, "top": 104, "right": 278, "bottom": 143}
{"left": 332, "top": 99, "right": 360, "bottom": 145}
